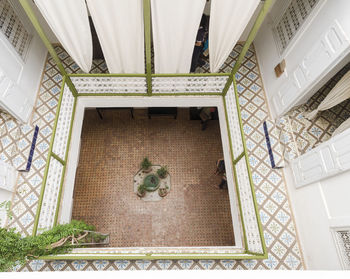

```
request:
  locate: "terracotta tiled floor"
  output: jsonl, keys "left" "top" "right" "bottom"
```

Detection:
{"left": 72, "top": 108, "right": 235, "bottom": 247}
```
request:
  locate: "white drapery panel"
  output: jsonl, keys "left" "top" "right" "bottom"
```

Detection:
{"left": 306, "top": 70, "right": 350, "bottom": 119}
{"left": 35, "top": 0, "right": 92, "bottom": 73}
{"left": 151, "top": 0, "right": 206, "bottom": 73}
{"left": 209, "top": 0, "right": 259, "bottom": 72}
{"left": 333, "top": 117, "right": 350, "bottom": 136}
{"left": 86, "top": 0, "right": 145, "bottom": 73}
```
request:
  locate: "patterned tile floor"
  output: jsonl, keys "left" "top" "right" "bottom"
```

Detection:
{"left": 0, "top": 44, "right": 306, "bottom": 270}
{"left": 284, "top": 62, "right": 350, "bottom": 156}
{"left": 1, "top": 46, "right": 108, "bottom": 236}
{"left": 72, "top": 108, "right": 234, "bottom": 247}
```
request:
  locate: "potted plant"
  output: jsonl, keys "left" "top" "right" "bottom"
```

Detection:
{"left": 137, "top": 183, "right": 147, "bottom": 197}
{"left": 141, "top": 157, "right": 152, "bottom": 173}
{"left": 158, "top": 183, "right": 169, "bottom": 197}
{"left": 157, "top": 166, "right": 168, "bottom": 179}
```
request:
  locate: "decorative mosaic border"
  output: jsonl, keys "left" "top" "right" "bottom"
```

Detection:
{"left": 33, "top": 78, "right": 77, "bottom": 234}
{"left": 152, "top": 76, "right": 229, "bottom": 94}
{"left": 70, "top": 76, "right": 148, "bottom": 95}
{"left": 68, "top": 74, "right": 230, "bottom": 96}
{"left": 223, "top": 81, "right": 266, "bottom": 256}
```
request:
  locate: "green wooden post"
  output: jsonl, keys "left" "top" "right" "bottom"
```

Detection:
{"left": 143, "top": 0, "right": 152, "bottom": 96}
{"left": 222, "top": 0, "right": 273, "bottom": 97}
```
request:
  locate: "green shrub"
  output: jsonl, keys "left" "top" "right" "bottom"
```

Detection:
{"left": 0, "top": 220, "right": 95, "bottom": 272}
{"left": 157, "top": 166, "right": 168, "bottom": 178}
{"left": 141, "top": 157, "right": 152, "bottom": 170}
{"left": 138, "top": 184, "right": 147, "bottom": 194}
{"left": 0, "top": 201, "right": 12, "bottom": 224}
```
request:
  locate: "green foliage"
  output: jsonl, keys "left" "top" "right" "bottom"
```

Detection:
{"left": 0, "top": 220, "right": 95, "bottom": 272}
{"left": 138, "top": 183, "right": 147, "bottom": 194}
{"left": 141, "top": 157, "right": 152, "bottom": 169}
{"left": 158, "top": 187, "right": 168, "bottom": 197}
{"left": 157, "top": 166, "right": 168, "bottom": 178}
{"left": 0, "top": 201, "right": 13, "bottom": 223}
{"left": 85, "top": 232, "right": 108, "bottom": 243}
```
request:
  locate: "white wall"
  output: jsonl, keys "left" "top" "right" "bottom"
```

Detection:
{"left": 254, "top": 0, "right": 350, "bottom": 118}
{"left": 284, "top": 166, "right": 350, "bottom": 269}
{"left": 0, "top": 1, "right": 48, "bottom": 123}
{"left": 11, "top": 0, "right": 49, "bottom": 108}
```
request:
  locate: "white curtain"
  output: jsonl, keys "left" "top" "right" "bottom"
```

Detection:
{"left": 86, "top": 0, "right": 144, "bottom": 73}
{"left": 209, "top": 0, "right": 259, "bottom": 72}
{"left": 333, "top": 117, "right": 350, "bottom": 136}
{"left": 151, "top": 0, "right": 206, "bottom": 73}
{"left": 306, "top": 70, "right": 350, "bottom": 119}
{"left": 35, "top": 0, "right": 92, "bottom": 73}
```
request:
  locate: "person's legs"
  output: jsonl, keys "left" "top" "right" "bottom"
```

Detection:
{"left": 190, "top": 46, "right": 202, "bottom": 72}
{"left": 201, "top": 119, "right": 209, "bottom": 130}
{"left": 218, "top": 178, "right": 226, "bottom": 189}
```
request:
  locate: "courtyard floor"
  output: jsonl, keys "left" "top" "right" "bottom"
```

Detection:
{"left": 72, "top": 108, "right": 234, "bottom": 247}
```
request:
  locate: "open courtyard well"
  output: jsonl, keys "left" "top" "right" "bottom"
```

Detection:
{"left": 71, "top": 108, "right": 235, "bottom": 247}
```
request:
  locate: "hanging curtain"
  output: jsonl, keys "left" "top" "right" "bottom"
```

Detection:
{"left": 151, "top": 0, "right": 206, "bottom": 73}
{"left": 306, "top": 70, "right": 350, "bottom": 119}
{"left": 35, "top": 0, "right": 92, "bottom": 73}
{"left": 333, "top": 117, "right": 350, "bottom": 136}
{"left": 86, "top": 0, "right": 144, "bottom": 73}
{"left": 209, "top": 0, "right": 259, "bottom": 72}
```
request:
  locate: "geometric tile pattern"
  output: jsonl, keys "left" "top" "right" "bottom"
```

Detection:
{"left": 231, "top": 44, "right": 304, "bottom": 269}
{"left": 5, "top": 44, "right": 305, "bottom": 270}
{"left": 285, "top": 62, "right": 350, "bottom": 156}
{"left": 152, "top": 76, "right": 229, "bottom": 94}
{"left": 70, "top": 76, "right": 147, "bottom": 94}
{"left": 0, "top": 112, "right": 35, "bottom": 170}
{"left": 234, "top": 154, "right": 262, "bottom": 253}
{"left": 37, "top": 156, "right": 63, "bottom": 232}
{"left": 4, "top": 46, "right": 108, "bottom": 236}
{"left": 1, "top": 59, "right": 61, "bottom": 235}
{"left": 51, "top": 85, "right": 75, "bottom": 160}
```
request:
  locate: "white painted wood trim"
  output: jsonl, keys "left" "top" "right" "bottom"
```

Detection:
{"left": 291, "top": 127, "right": 350, "bottom": 187}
